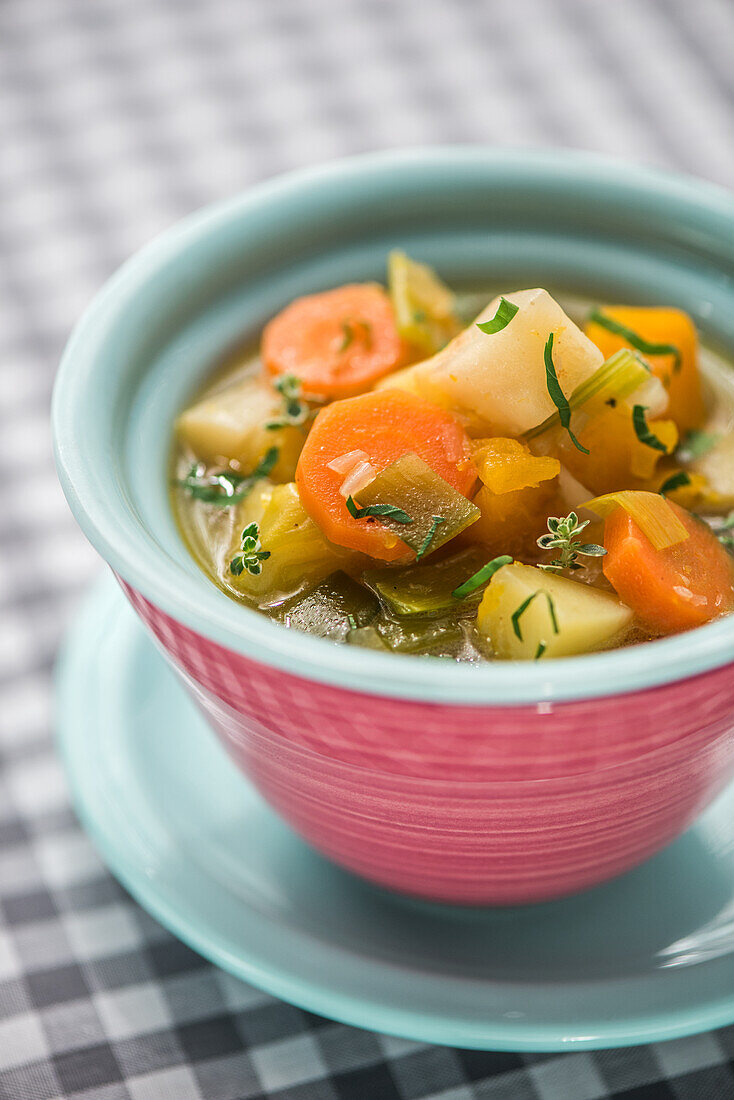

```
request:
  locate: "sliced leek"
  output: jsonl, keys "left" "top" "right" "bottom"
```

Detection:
{"left": 387, "top": 250, "right": 462, "bottom": 355}
{"left": 583, "top": 490, "right": 689, "bottom": 550}
{"left": 364, "top": 546, "right": 489, "bottom": 617}
{"left": 276, "top": 571, "right": 379, "bottom": 639}
{"left": 374, "top": 615, "right": 465, "bottom": 654}
{"left": 355, "top": 453, "right": 479, "bottom": 558}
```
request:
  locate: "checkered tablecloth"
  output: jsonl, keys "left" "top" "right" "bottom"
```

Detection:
{"left": 3, "top": 0, "right": 734, "bottom": 1097}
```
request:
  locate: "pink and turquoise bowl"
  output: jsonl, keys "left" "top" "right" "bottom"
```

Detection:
{"left": 52, "top": 148, "right": 734, "bottom": 906}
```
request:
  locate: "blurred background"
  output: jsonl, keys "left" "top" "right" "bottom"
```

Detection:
{"left": 2, "top": 1, "right": 734, "bottom": 1098}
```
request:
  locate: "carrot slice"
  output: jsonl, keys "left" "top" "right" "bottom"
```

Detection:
{"left": 603, "top": 500, "right": 734, "bottom": 633}
{"left": 262, "top": 283, "right": 410, "bottom": 400}
{"left": 295, "top": 390, "right": 477, "bottom": 560}
{"left": 584, "top": 306, "right": 705, "bottom": 435}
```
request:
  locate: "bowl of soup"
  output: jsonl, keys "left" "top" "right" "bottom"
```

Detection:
{"left": 53, "top": 149, "right": 734, "bottom": 904}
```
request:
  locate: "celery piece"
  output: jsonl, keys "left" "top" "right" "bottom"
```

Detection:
{"left": 364, "top": 546, "right": 489, "bottom": 617}
{"left": 525, "top": 349, "right": 652, "bottom": 440}
{"left": 355, "top": 453, "right": 480, "bottom": 558}
{"left": 388, "top": 250, "right": 462, "bottom": 355}
{"left": 375, "top": 615, "right": 465, "bottom": 655}
{"left": 276, "top": 571, "right": 379, "bottom": 640}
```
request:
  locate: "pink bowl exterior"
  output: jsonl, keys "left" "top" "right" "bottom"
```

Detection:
{"left": 122, "top": 580, "right": 734, "bottom": 905}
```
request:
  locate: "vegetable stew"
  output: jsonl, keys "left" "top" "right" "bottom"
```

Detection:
{"left": 172, "top": 253, "right": 734, "bottom": 661}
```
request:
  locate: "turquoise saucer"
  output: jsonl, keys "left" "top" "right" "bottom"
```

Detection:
{"left": 57, "top": 575, "right": 734, "bottom": 1051}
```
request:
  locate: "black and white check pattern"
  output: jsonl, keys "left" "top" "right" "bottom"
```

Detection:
{"left": 3, "top": 0, "right": 734, "bottom": 1096}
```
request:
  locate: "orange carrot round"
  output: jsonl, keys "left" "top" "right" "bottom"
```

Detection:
{"left": 603, "top": 501, "right": 734, "bottom": 633}
{"left": 262, "top": 283, "right": 410, "bottom": 400}
{"left": 296, "top": 390, "right": 476, "bottom": 560}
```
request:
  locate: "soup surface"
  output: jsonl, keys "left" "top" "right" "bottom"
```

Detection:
{"left": 172, "top": 253, "right": 734, "bottom": 661}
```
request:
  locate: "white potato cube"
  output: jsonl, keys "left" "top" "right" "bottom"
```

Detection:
{"left": 383, "top": 289, "right": 605, "bottom": 436}
{"left": 477, "top": 562, "right": 633, "bottom": 659}
{"left": 176, "top": 375, "right": 303, "bottom": 480}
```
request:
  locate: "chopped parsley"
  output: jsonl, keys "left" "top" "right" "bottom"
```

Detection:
{"left": 659, "top": 471, "right": 691, "bottom": 497}
{"left": 339, "top": 318, "right": 373, "bottom": 352}
{"left": 416, "top": 516, "right": 445, "bottom": 561}
{"left": 511, "top": 591, "right": 559, "bottom": 642}
{"left": 632, "top": 405, "right": 668, "bottom": 452}
{"left": 345, "top": 496, "right": 413, "bottom": 523}
{"left": 588, "top": 309, "right": 681, "bottom": 372}
{"left": 451, "top": 555, "right": 513, "bottom": 600}
{"left": 543, "top": 332, "right": 589, "bottom": 455}
{"left": 476, "top": 296, "right": 519, "bottom": 335}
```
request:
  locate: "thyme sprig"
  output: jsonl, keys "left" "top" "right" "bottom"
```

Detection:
{"left": 229, "top": 522, "right": 271, "bottom": 577}
{"left": 176, "top": 447, "right": 279, "bottom": 506}
{"left": 537, "top": 512, "right": 606, "bottom": 573}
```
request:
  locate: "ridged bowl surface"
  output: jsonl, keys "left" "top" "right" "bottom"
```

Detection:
{"left": 52, "top": 149, "right": 734, "bottom": 903}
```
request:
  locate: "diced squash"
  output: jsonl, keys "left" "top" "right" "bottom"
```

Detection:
{"left": 477, "top": 562, "right": 633, "bottom": 659}
{"left": 463, "top": 439, "right": 560, "bottom": 556}
{"left": 470, "top": 483, "right": 558, "bottom": 557}
{"left": 380, "top": 289, "right": 604, "bottom": 436}
{"left": 176, "top": 376, "right": 304, "bottom": 482}
{"left": 226, "top": 482, "right": 357, "bottom": 604}
{"left": 542, "top": 407, "right": 677, "bottom": 495}
{"left": 473, "top": 438, "right": 560, "bottom": 493}
{"left": 584, "top": 306, "right": 704, "bottom": 435}
{"left": 387, "top": 250, "right": 462, "bottom": 356}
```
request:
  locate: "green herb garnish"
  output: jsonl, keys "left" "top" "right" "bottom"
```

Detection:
{"left": 416, "top": 516, "right": 445, "bottom": 561}
{"left": 534, "top": 642, "right": 546, "bottom": 660}
{"left": 589, "top": 309, "right": 681, "bottom": 372}
{"left": 266, "top": 374, "right": 310, "bottom": 430}
{"left": 676, "top": 429, "right": 721, "bottom": 463}
{"left": 229, "top": 522, "right": 271, "bottom": 577}
{"left": 451, "top": 554, "right": 513, "bottom": 600}
{"left": 659, "top": 471, "right": 691, "bottom": 497}
{"left": 537, "top": 512, "right": 606, "bottom": 573}
{"left": 543, "top": 333, "right": 589, "bottom": 455}
{"left": 339, "top": 318, "right": 373, "bottom": 352}
{"left": 476, "top": 296, "right": 519, "bottom": 335}
{"left": 511, "top": 591, "right": 559, "bottom": 642}
{"left": 177, "top": 447, "right": 279, "bottom": 506}
{"left": 345, "top": 496, "right": 413, "bottom": 523}
{"left": 632, "top": 405, "right": 668, "bottom": 452}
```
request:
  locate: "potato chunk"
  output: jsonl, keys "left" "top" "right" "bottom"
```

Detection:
{"left": 381, "top": 289, "right": 604, "bottom": 436}
{"left": 226, "top": 482, "right": 357, "bottom": 604}
{"left": 477, "top": 562, "right": 633, "bottom": 659}
{"left": 176, "top": 375, "right": 304, "bottom": 481}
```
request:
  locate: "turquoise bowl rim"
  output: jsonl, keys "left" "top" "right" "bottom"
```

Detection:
{"left": 52, "top": 147, "right": 734, "bottom": 705}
